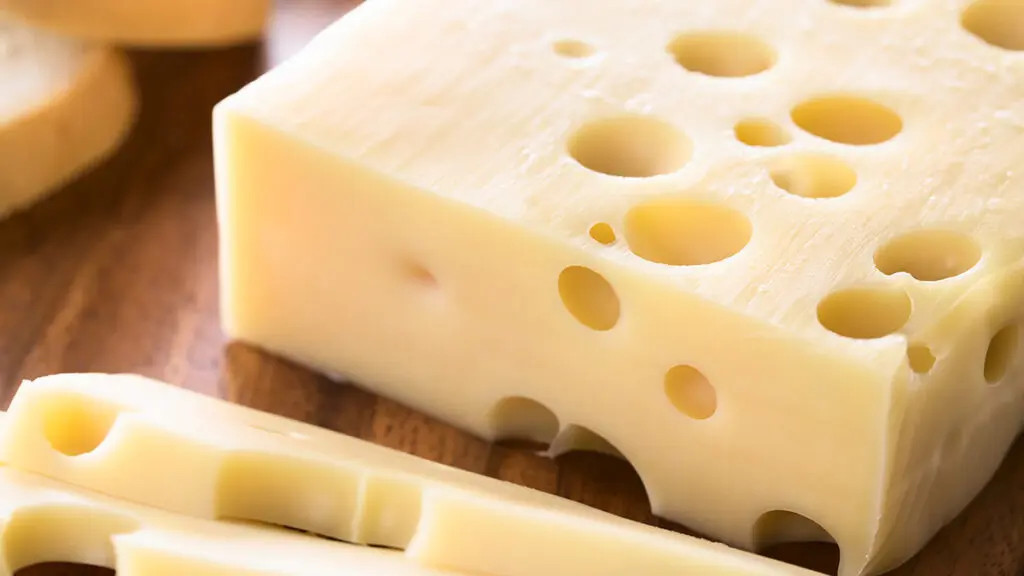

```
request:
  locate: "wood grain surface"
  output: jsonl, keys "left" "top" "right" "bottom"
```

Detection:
{"left": 1, "top": 1, "right": 1022, "bottom": 575}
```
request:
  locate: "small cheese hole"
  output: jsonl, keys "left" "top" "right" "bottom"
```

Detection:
{"left": 734, "top": 118, "right": 791, "bottom": 147}
{"left": 754, "top": 511, "right": 840, "bottom": 575}
{"left": 41, "top": 396, "right": 120, "bottom": 457}
{"left": 625, "top": 198, "right": 752, "bottom": 266}
{"left": 667, "top": 32, "right": 777, "bottom": 77}
{"left": 829, "top": 0, "right": 892, "bottom": 7}
{"left": 961, "top": 0, "right": 1024, "bottom": 51}
{"left": 487, "top": 396, "right": 560, "bottom": 445}
{"left": 791, "top": 95, "right": 902, "bottom": 145}
{"left": 817, "top": 287, "right": 912, "bottom": 339}
{"left": 553, "top": 39, "right": 595, "bottom": 58}
{"left": 402, "top": 261, "right": 437, "bottom": 286}
{"left": 588, "top": 222, "right": 616, "bottom": 245}
{"left": 770, "top": 154, "right": 857, "bottom": 198}
{"left": 558, "top": 266, "right": 621, "bottom": 331}
{"left": 984, "top": 323, "right": 1019, "bottom": 384}
{"left": 568, "top": 115, "right": 692, "bottom": 178}
{"left": 907, "top": 344, "right": 936, "bottom": 374}
{"left": 664, "top": 365, "right": 717, "bottom": 420}
{"left": 874, "top": 230, "right": 981, "bottom": 281}
{"left": 4, "top": 506, "right": 140, "bottom": 573}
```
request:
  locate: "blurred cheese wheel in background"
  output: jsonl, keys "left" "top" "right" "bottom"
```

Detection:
{"left": 0, "top": 0, "right": 272, "bottom": 47}
{"left": 0, "top": 18, "right": 138, "bottom": 219}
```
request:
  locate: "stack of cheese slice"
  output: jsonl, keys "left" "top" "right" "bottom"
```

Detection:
{"left": 0, "top": 372, "right": 817, "bottom": 575}
{"left": 0, "top": 17, "right": 137, "bottom": 219}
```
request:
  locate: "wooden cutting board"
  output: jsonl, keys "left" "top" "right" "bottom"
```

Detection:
{"left": 1, "top": 1, "right": 1021, "bottom": 574}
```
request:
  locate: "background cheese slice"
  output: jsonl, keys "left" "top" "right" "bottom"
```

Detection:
{"left": 0, "top": 461, "right": 456, "bottom": 575}
{"left": 0, "top": 0, "right": 271, "bottom": 47}
{"left": 0, "top": 373, "right": 817, "bottom": 576}
{"left": 212, "top": 1, "right": 1024, "bottom": 575}
{"left": 0, "top": 18, "right": 137, "bottom": 219}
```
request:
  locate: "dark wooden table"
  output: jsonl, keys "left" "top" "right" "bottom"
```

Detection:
{"left": 1, "top": 1, "right": 1022, "bottom": 575}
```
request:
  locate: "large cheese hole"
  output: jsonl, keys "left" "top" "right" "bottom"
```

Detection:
{"left": 487, "top": 396, "right": 560, "bottom": 446}
{"left": 791, "top": 96, "right": 902, "bottom": 145}
{"left": 984, "top": 323, "right": 1019, "bottom": 383}
{"left": 40, "top": 395, "right": 121, "bottom": 457}
{"left": 664, "top": 365, "right": 717, "bottom": 420}
{"left": 907, "top": 344, "right": 936, "bottom": 374}
{"left": 667, "top": 32, "right": 777, "bottom": 77}
{"left": 874, "top": 230, "right": 981, "bottom": 281}
{"left": 558, "top": 266, "right": 621, "bottom": 331}
{"left": 568, "top": 115, "right": 692, "bottom": 178}
{"left": 554, "top": 432, "right": 656, "bottom": 524}
{"left": 770, "top": 154, "right": 857, "bottom": 198}
{"left": 734, "top": 118, "right": 791, "bottom": 147}
{"left": 624, "top": 199, "right": 752, "bottom": 266}
{"left": 817, "top": 287, "right": 912, "bottom": 339}
{"left": 589, "top": 222, "right": 616, "bottom": 245}
{"left": 754, "top": 511, "right": 840, "bottom": 575}
{"left": 4, "top": 505, "right": 139, "bottom": 573}
{"left": 549, "top": 424, "right": 625, "bottom": 458}
{"left": 961, "top": 0, "right": 1024, "bottom": 51}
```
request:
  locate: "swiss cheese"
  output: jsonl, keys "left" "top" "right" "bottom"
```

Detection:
{"left": 0, "top": 0, "right": 271, "bottom": 48}
{"left": 0, "top": 18, "right": 136, "bottom": 219}
{"left": 0, "top": 372, "right": 817, "bottom": 576}
{"left": 212, "top": 1, "right": 1024, "bottom": 575}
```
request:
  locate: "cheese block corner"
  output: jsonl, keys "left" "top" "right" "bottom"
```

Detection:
{"left": 0, "top": 18, "right": 137, "bottom": 219}
{"left": 212, "top": 1, "right": 1024, "bottom": 575}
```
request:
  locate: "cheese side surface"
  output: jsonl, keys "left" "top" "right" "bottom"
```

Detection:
{"left": 0, "top": 0, "right": 271, "bottom": 47}
{"left": 0, "top": 373, "right": 817, "bottom": 576}
{"left": 0, "top": 18, "right": 137, "bottom": 219}
{"left": 0, "top": 461, "right": 457, "bottom": 575}
{"left": 212, "top": 1, "right": 1024, "bottom": 574}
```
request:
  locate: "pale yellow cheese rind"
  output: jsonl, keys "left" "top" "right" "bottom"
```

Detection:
{"left": 0, "top": 19, "right": 137, "bottom": 219}
{"left": 0, "top": 0, "right": 271, "bottom": 47}
{"left": 0, "top": 372, "right": 817, "bottom": 576}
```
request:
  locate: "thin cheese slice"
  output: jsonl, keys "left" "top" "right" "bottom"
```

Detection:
{"left": 0, "top": 453, "right": 456, "bottom": 574}
{"left": 0, "top": 18, "right": 137, "bottom": 219}
{"left": 0, "top": 0, "right": 271, "bottom": 47}
{"left": 211, "top": 1, "right": 1024, "bottom": 575}
{"left": 0, "top": 372, "right": 816, "bottom": 576}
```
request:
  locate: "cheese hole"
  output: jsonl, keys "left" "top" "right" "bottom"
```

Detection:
{"left": 817, "top": 287, "right": 912, "bottom": 339}
{"left": 907, "top": 344, "right": 936, "bottom": 374}
{"left": 589, "top": 222, "right": 616, "bottom": 245}
{"left": 625, "top": 198, "right": 752, "bottom": 266}
{"left": 667, "top": 32, "right": 777, "bottom": 77}
{"left": 754, "top": 511, "right": 840, "bottom": 575}
{"left": 558, "top": 266, "right": 621, "bottom": 331}
{"left": 829, "top": 0, "right": 892, "bottom": 7}
{"left": 567, "top": 115, "right": 692, "bottom": 178}
{"left": 549, "top": 424, "right": 625, "bottom": 458}
{"left": 791, "top": 96, "right": 902, "bottom": 145}
{"left": 401, "top": 261, "right": 437, "bottom": 287}
{"left": 770, "top": 154, "right": 857, "bottom": 199}
{"left": 553, "top": 39, "right": 595, "bottom": 58}
{"left": 41, "top": 395, "right": 120, "bottom": 457}
{"left": 874, "top": 230, "right": 981, "bottom": 281}
{"left": 664, "top": 365, "right": 717, "bottom": 420}
{"left": 962, "top": 0, "right": 1024, "bottom": 50}
{"left": 734, "top": 118, "right": 791, "bottom": 147}
{"left": 5, "top": 506, "right": 140, "bottom": 573}
{"left": 984, "top": 323, "right": 1019, "bottom": 384}
{"left": 487, "top": 396, "right": 560, "bottom": 445}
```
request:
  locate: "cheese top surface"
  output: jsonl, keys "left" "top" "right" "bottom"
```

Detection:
{"left": 0, "top": 18, "right": 89, "bottom": 124}
{"left": 224, "top": 0, "right": 1024, "bottom": 359}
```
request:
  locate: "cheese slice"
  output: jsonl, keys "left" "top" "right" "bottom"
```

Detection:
{"left": 0, "top": 0, "right": 271, "bottom": 47}
{"left": 0, "top": 458, "right": 456, "bottom": 574}
{"left": 0, "top": 18, "right": 137, "bottom": 219}
{"left": 0, "top": 372, "right": 817, "bottom": 576}
{"left": 211, "top": 1, "right": 1024, "bottom": 575}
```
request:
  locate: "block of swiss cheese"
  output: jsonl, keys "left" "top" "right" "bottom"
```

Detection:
{"left": 0, "top": 373, "right": 817, "bottom": 576}
{"left": 0, "top": 0, "right": 271, "bottom": 47}
{"left": 211, "top": 1, "right": 1024, "bottom": 575}
{"left": 0, "top": 17, "right": 137, "bottom": 219}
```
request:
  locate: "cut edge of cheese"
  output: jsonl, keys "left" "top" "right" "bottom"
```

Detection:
{"left": 0, "top": 20, "right": 138, "bottom": 219}
{"left": 0, "top": 0, "right": 273, "bottom": 47}
{"left": 0, "top": 372, "right": 818, "bottom": 576}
